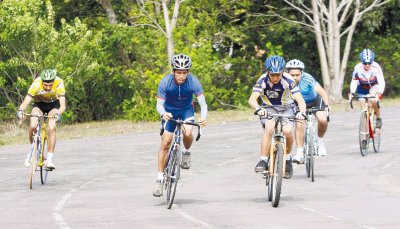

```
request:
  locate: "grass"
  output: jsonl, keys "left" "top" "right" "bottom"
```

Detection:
{"left": 1, "top": 97, "right": 399, "bottom": 146}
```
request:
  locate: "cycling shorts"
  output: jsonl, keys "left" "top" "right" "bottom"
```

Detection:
{"left": 33, "top": 101, "right": 60, "bottom": 114}
{"left": 161, "top": 108, "right": 195, "bottom": 133}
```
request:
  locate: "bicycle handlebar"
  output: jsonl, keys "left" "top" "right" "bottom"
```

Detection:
{"left": 160, "top": 118, "right": 202, "bottom": 141}
{"left": 349, "top": 94, "right": 380, "bottom": 109}
{"left": 254, "top": 108, "right": 297, "bottom": 121}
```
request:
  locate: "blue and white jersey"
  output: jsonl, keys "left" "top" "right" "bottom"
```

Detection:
{"left": 157, "top": 74, "right": 203, "bottom": 111}
{"left": 352, "top": 62, "right": 385, "bottom": 93}
{"left": 252, "top": 72, "right": 300, "bottom": 106}
{"left": 297, "top": 72, "right": 320, "bottom": 103}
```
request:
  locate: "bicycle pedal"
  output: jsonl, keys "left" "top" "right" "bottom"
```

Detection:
{"left": 45, "top": 167, "right": 54, "bottom": 171}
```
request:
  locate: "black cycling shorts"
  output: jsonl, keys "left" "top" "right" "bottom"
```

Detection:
{"left": 33, "top": 100, "right": 60, "bottom": 114}
{"left": 305, "top": 94, "right": 326, "bottom": 109}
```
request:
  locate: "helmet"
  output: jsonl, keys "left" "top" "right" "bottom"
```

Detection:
{"left": 40, "top": 69, "right": 57, "bottom": 81}
{"left": 264, "top": 55, "right": 286, "bottom": 73}
{"left": 286, "top": 59, "right": 305, "bottom": 70}
{"left": 171, "top": 54, "right": 192, "bottom": 70}
{"left": 359, "top": 49, "right": 375, "bottom": 64}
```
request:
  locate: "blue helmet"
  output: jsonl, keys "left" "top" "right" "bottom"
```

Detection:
{"left": 360, "top": 49, "right": 375, "bottom": 64}
{"left": 264, "top": 55, "right": 286, "bottom": 73}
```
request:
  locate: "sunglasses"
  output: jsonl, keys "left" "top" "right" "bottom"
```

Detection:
{"left": 362, "top": 62, "right": 372, "bottom": 65}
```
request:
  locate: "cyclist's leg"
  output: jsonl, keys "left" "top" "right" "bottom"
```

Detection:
{"left": 293, "top": 101, "right": 305, "bottom": 159}
{"left": 255, "top": 109, "right": 275, "bottom": 173}
{"left": 180, "top": 108, "right": 195, "bottom": 150}
{"left": 282, "top": 108, "right": 295, "bottom": 178}
{"left": 29, "top": 105, "right": 42, "bottom": 144}
{"left": 369, "top": 85, "right": 381, "bottom": 118}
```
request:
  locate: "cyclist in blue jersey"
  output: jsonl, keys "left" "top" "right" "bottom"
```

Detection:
{"left": 286, "top": 59, "right": 330, "bottom": 163}
{"left": 153, "top": 54, "right": 208, "bottom": 197}
{"left": 248, "top": 55, "right": 306, "bottom": 179}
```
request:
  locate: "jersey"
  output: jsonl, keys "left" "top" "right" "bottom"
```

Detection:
{"left": 352, "top": 62, "right": 385, "bottom": 93}
{"left": 297, "top": 72, "right": 320, "bottom": 103}
{"left": 27, "top": 77, "right": 66, "bottom": 103}
{"left": 252, "top": 72, "right": 300, "bottom": 106}
{"left": 157, "top": 74, "right": 203, "bottom": 111}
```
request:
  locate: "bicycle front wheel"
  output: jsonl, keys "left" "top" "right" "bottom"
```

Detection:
{"left": 359, "top": 111, "right": 369, "bottom": 156}
{"left": 166, "top": 148, "right": 180, "bottom": 209}
{"left": 40, "top": 138, "right": 48, "bottom": 185}
{"left": 271, "top": 143, "right": 284, "bottom": 208}
{"left": 373, "top": 127, "right": 382, "bottom": 153}
{"left": 304, "top": 130, "right": 311, "bottom": 178}
{"left": 29, "top": 139, "right": 39, "bottom": 189}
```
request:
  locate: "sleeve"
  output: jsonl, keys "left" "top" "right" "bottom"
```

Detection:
{"left": 352, "top": 66, "right": 360, "bottom": 80}
{"left": 156, "top": 97, "right": 166, "bottom": 116}
{"left": 374, "top": 64, "right": 385, "bottom": 93}
{"left": 157, "top": 76, "right": 168, "bottom": 100}
{"left": 287, "top": 78, "right": 300, "bottom": 94}
{"left": 27, "top": 81, "right": 40, "bottom": 97}
{"left": 252, "top": 75, "right": 264, "bottom": 93}
{"left": 56, "top": 79, "right": 66, "bottom": 96}
{"left": 197, "top": 94, "right": 208, "bottom": 120}
{"left": 191, "top": 75, "right": 204, "bottom": 96}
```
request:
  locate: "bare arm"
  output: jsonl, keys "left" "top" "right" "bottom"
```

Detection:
{"left": 58, "top": 96, "right": 66, "bottom": 114}
{"left": 18, "top": 95, "right": 33, "bottom": 111}
{"left": 293, "top": 93, "right": 306, "bottom": 113}
{"left": 315, "top": 84, "right": 330, "bottom": 107}
{"left": 248, "top": 91, "right": 261, "bottom": 109}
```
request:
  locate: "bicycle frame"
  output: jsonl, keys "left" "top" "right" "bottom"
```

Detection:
{"left": 268, "top": 116, "right": 288, "bottom": 176}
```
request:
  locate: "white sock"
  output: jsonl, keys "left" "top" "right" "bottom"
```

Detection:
{"left": 317, "top": 137, "right": 324, "bottom": 144}
{"left": 260, "top": 156, "right": 269, "bottom": 162}
{"left": 47, "top": 152, "right": 54, "bottom": 162}
{"left": 286, "top": 154, "right": 291, "bottom": 161}
{"left": 157, "top": 172, "right": 164, "bottom": 181}
{"left": 297, "top": 148, "right": 304, "bottom": 155}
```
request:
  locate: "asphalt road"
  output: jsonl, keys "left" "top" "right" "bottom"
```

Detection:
{"left": 1, "top": 106, "right": 400, "bottom": 228}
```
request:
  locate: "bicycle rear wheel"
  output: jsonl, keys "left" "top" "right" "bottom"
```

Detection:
{"left": 166, "top": 148, "right": 180, "bottom": 209}
{"left": 29, "top": 139, "right": 39, "bottom": 189}
{"left": 40, "top": 138, "right": 48, "bottom": 185}
{"left": 271, "top": 143, "right": 284, "bottom": 207}
{"left": 359, "top": 111, "right": 369, "bottom": 156}
{"left": 373, "top": 127, "right": 381, "bottom": 153}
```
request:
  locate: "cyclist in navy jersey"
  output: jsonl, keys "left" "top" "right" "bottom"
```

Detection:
{"left": 153, "top": 54, "right": 208, "bottom": 197}
{"left": 286, "top": 59, "right": 330, "bottom": 163}
{"left": 248, "top": 55, "right": 306, "bottom": 179}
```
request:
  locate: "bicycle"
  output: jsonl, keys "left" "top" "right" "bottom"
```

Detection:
{"left": 22, "top": 113, "right": 55, "bottom": 189}
{"left": 160, "top": 119, "right": 201, "bottom": 209}
{"left": 255, "top": 107, "right": 297, "bottom": 207}
{"left": 350, "top": 94, "right": 381, "bottom": 156}
{"left": 303, "top": 107, "right": 328, "bottom": 182}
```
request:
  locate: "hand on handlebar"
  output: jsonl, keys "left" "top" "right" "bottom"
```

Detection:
{"left": 295, "top": 111, "right": 306, "bottom": 120}
{"left": 376, "top": 92, "right": 383, "bottom": 100}
{"left": 255, "top": 107, "right": 267, "bottom": 118}
{"left": 197, "top": 118, "right": 207, "bottom": 127}
{"left": 16, "top": 110, "right": 24, "bottom": 119}
{"left": 162, "top": 112, "right": 173, "bottom": 121}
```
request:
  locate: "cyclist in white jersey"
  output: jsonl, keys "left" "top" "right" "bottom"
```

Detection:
{"left": 286, "top": 59, "right": 330, "bottom": 163}
{"left": 349, "top": 49, "right": 385, "bottom": 128}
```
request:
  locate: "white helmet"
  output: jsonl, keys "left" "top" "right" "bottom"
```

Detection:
{"left": 286, "top": 59, "right": 305, "bottom": 70}
{"left": 171, "top": 54, "right": 192, "bottom": 70}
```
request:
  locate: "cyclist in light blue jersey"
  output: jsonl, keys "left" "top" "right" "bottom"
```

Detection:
{"left": 249, "top": 55, "right": 306, "bottom": 179}
{"left": 153, "top": 54, "right": 208, "bottom": 197}
{"left": 286, "top": 59, "right": 330, "bottom": 163}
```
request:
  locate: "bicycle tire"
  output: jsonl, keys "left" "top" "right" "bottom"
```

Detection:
{"left": 359, "top": 111, "right": 369, "bottom": 156}
{"left": 166, "top": 148, "right": 180, "bottom": 209}
{"left": 373, "top": 127, "right": 381, "bottom": 153}
{"left": 29, "top": 139, "right": 39, "bottom": 189}
{"left": 40, "top": 138, "right": 48, "bottom": 185}
{"left": 271, "top": 143, "right": 284, "bottom": 207}
{"left": 266, "top": 172, "right": 272, "bottom": 202}
{"left": 309, "top": 127, "right": 315, "bottom": 182}
{"left": 304, "top": 128, "right": 311, "bottom": 178}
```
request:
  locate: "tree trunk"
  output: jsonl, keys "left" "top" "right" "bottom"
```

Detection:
{"left": 99, "top": 0, "right": 131, "bottom": 68}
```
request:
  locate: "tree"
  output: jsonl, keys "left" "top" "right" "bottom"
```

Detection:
{"left": 277, "top": 0, "right": 390, "bottom": 102}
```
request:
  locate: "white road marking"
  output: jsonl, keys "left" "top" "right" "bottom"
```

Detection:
{"left": 53, "top": 180, "right": 95, "bottom": 229}
{"left": 174, "top": 204, "right": 213, "bottom": 228}
{"left": 298, "top": 205, "right": 374, "bottom": 229}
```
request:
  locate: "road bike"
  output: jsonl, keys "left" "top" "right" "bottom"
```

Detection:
{"left": 160, "top": 119, "right": 201, "bottom": 209}
{"left": 303, "top": 107, "right": 328, "bottom": 182}
{"left": 255, "top": 107, "right": 296, "bottom": 207}
{"left": 350, "top": 94, "right": 382, "bottom": 156}
{"left": 23, "top": 113, "right": 55, "bottom": 189}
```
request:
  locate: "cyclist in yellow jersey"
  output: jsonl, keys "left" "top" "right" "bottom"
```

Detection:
{"left": 17, "top": 69, "right": 66, "bottom": 170}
